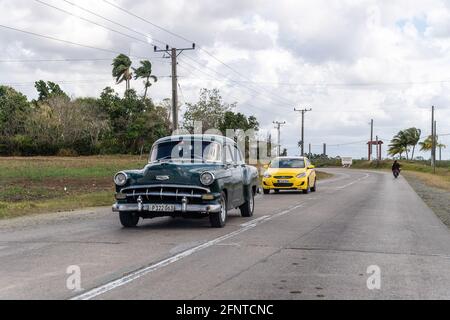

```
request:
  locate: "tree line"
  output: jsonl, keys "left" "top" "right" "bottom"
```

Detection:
{"left": 0, "top": 54, "right": 260, "bottom": 156}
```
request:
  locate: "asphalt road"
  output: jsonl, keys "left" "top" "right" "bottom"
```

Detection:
{"left": 1, "top": 168, "right": 450, "bottom": 300}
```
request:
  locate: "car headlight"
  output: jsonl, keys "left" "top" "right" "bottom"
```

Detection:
{"left": 296, "top": 172, "right": 307, "bottom": 178}
{"left": 200, "top": 172, "right": 215, "bottom": 186}
{"left": 263, "top": 172, "right": 271, "bottom": 178}
{"left": 114, "top": 172, "right": 128, "bottom": 186}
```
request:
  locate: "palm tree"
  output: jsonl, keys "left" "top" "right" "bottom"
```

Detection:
{"left": 437, "top": 143, "right": 447, "bottom": 161}
{"left": 420, "top": 135, "right": 446, "bottom": 151}
{"left": 389, "top": 130, "right": 410, "bottom": 159}
{"left": 112, "top": 54, "right": 133, "bottom": 91}
{"left": 133, "top": 60, "right": 158, "bottom": 100}
{"left": 419, "top": 135, "right": 434, "bottom": 151}
{"left": 404, "top": 127, "right": 421, "bottom": 160}
{"left": 388, "top": 143, "right": 406, "bottom": 159}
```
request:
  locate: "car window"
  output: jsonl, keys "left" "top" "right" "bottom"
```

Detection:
{"left": 234, "top": 146, "right": 244, "bottom": 164}
{"left": 225, "top": 145, "right": 234, "bottom": 164}
{"left": 270, "top": 158, "right": 305, "bottom": 168}
{"left": 150, "top": 140, "right": 222, "bottom": 162}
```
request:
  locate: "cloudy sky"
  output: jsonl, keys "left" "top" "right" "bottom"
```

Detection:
{"left": 1, "top": 0, "right": 450, "bottom": 159}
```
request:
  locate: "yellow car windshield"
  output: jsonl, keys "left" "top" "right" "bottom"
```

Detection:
{"left": 270, "top": 159, "right": 305, "bottom": 169}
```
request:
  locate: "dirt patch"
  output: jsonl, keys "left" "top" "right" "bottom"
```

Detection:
{"left": 404, "top": 173, "right": 450, "bottom": 228}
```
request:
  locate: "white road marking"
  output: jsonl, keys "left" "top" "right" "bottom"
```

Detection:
{"left": 240, "top": 215, "right": 270, "bottom": 227}
{"left": 336, "top": 173, "right": 370, "bottom": 190}
{"left": 71, "top": 202, "right": 307, "bottom": 300}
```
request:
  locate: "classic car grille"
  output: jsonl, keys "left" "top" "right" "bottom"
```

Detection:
{"left": 273, "top": 183, "right": 294, "bottom": 187}
{"left": 120, "top": 184, "right": 209, "bottom": 204}
{"left": 274, "top": 176, "right": 293, "bottom": 179}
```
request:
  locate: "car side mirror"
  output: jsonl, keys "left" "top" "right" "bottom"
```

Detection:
{"left": 308, "top": 165, "right": 315, "bottom": 169}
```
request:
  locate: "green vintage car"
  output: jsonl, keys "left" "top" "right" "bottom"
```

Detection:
{"left": 112, "top": 134, "right": 259, "bottom": 228}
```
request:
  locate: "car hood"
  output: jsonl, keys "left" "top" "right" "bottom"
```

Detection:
{"left": 266, "top": 168, "right": 306, "bottom": 176}
{"left": 125, "top": 162, "right": 225, "bottom": 186}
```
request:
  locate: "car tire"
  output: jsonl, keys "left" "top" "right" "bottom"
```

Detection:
{"left": 263, "top": 189, "right": 270, "bottom": 195}
{"left": 302, "top": 180, "right": 310, "bottom": 194}
{"left": 240, "top": 189, "right": 255, "bottom": 217}
{"left": 119, "top": 212, "right": 140, "bottom": 228}
{"left": 210, "top": 192, "right": 227, "bottom": 228}
{"left": 310, "top": 179, "right": 317, "bottom": 192}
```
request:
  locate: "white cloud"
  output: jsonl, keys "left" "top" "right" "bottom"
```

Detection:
{"left": 1, "top": 0, "right": 450, "bottom": 159}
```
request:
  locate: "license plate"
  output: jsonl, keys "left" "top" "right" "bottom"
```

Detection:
{"left": 278, "top": 180, "right": 290, "bottom": 183}
{"left": 149, "top": 204, "right": 175, "bottom": 212}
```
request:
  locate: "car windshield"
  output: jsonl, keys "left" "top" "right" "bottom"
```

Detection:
{"left": 150, "top": 140, "right": 222, "bottom": 163}
{"left": 270, "top": 158, "right": 305, "bottom": 168}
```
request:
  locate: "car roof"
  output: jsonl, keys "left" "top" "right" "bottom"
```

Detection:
{"left": 273, "top": 156, "right": 307, "bottom": 160}
{"left": 155, "top": 134, "right": 236, "bottom": 145}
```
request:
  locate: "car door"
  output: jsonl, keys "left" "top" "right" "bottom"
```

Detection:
{"left": 224, "top": 144, "right": 240, "bottom": 208}
{"left": 305, "top": 158, "right": 316, "bottom": 187}
{"left": 232, "top": 144, "right": 245, "bottom": 207}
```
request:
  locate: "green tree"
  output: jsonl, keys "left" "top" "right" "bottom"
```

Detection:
{"left": 98, "top": 87, "right": 170, "bottom": 153}
{"left": 112, "top": 54, "right": 133, "bottom": 91}
{"left": 218, "top": 111, "right": 259, "bottom": 134}
{"left": 183, "top": 88, "right": 235, "bottom": 132}
{"left": 133, "top": 60, "right": 158, "bottom": 100}
{"left": 34, "top": 80, "right": 69, "bottom": 102}
{"left": 0, "top": 86, "right": 31, "bottom": 154}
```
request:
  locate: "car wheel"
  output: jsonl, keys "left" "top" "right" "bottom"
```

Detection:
{"left": 240, "top": 189, "right": 255, "bottom": 217}
{"left": 302, "top": 180, "right": 310, "bottom": 194}
{"left": 263, "top": 189, "right": 270, "bottom": 195}
{"left": 210, "top": 192, "right": 227, "bottom": 228}
{"left": 119, "top": 212, "right": 140, "bottom": 228}
{"left": 310, "top": 179, "right": 317, "bottom": 192}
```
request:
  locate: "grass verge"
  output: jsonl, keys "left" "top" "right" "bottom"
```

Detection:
{"left": 0, "top": 156, "right": 146, "bottom": 219}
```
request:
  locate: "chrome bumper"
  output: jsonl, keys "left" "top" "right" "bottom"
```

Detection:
{"left": 112, "top": 203, "right": 221, "bottom": 214}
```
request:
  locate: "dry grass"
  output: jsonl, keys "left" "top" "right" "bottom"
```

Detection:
{"left": 403, "top": 171, "right": 450, "bottom": 192}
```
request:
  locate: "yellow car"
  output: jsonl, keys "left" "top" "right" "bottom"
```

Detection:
{"left": 262, "top": 157, "right": 317, "bottom": 194}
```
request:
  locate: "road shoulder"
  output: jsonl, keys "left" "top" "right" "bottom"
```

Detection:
{"left": 403, "top": 171, "right": 450, "bottom": 228}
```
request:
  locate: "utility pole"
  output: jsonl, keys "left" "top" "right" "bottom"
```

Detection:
{"left": 323, "top": 143, "right": 327, "bottom": 157}
{"left": 155, "top": 44, "right": 196, "bottom": 131}
{"left": 308, "top": 143, "right": 311, "bottom": 156}
{"left": 431, "top": 106, "right": 435, "bottom": 173}
{"left": 376, "top": 135, "right": 379, "bottom": 161}
{"left": 294, "top": 108, "right": 312, "bottom": 156}
{"left": 434, "top": 120, "right": 437, "bottom": 172}
{"left": 273, "top": 121, "right": 286, "bottom": 157}
{"left": 369, "top": 119, "right": 374, "bottom": 161}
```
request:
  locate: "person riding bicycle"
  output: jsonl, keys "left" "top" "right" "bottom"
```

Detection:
{"left": 392, "top": 160, "right": 401, "bottom": 178}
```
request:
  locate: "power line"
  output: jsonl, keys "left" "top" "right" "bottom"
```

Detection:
{"left": 101, "top": 0, "right": 193, "bottom": 44}
{"left": 176, "top": 61, "right": 273, "bottom": 114}
{"left": 181, "top": 55, "right": 293, "bottom": 107}
{"left": 1, "top": 76, "right": 172, "bottom": 86}
{"left": 178, "top": 56, "right": 293, "bottom": 108}
{"left": 176, "top": 59, "right": 290, "bottom": 115}
{"left": 59, "top": 0, "right": 168, "bottom": 47}
{"left": 34, "top": 0, "right": 167, "bottom": 50}
{"left": 100, "top": 0, "right": 295, "bottom": 106}
{"left": 0, "top": 24, "right": 155, "bottom": 61}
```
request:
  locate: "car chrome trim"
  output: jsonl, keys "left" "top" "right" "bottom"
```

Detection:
{"left": 112, "top": 203, "right": 221, "bottom": 214}
{"left": 120, "top": 184, "right": 211, "bottom": 193}
{"left": 114, "top": 171, "right": 128, "bottom": 186}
